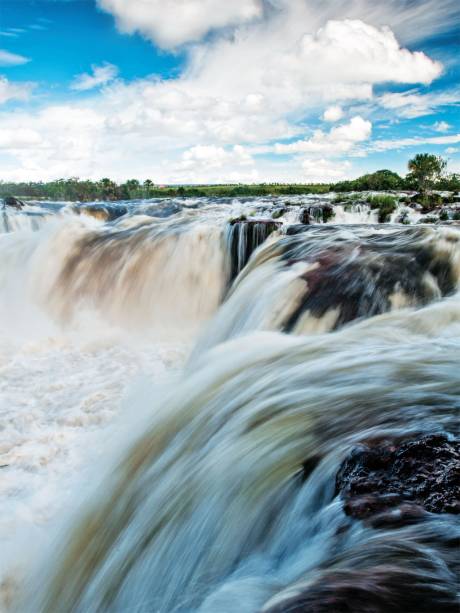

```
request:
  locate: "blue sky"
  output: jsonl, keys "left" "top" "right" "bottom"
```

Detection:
{"left": 0, "top": 0, "right": 459, "bottom": 183}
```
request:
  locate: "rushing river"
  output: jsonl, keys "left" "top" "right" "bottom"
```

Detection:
{"left": 0, "top": 195, "right": 459, "bottom": 612}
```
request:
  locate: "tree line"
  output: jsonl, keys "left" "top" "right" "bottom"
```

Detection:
{"left": 1, "top": 154, "right": 458, "bottom": 202}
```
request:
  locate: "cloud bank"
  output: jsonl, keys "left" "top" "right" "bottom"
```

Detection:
{"left": 1, "top": 0, "right": 458, "bottom": 182}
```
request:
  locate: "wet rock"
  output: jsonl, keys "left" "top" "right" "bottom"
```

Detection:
{"left": 299, "top": 208, "right": 311, "bottom": 225}
{"left": 3, "top": 196, "right": 25, "bottom": 209}
{"left": 321, "top": 204, "right": 334, "bottom": 223}
{"left": 335, "top": 433, "right": 460, "bottom": 520}
{"left": 272, "top": 207, "right": 287, "bottom": 220}
{"left": 76, "top": 204, "right": 128, "bottom": 222}
{"left": 262, "top": 562, "right": 460, "bottom": 613}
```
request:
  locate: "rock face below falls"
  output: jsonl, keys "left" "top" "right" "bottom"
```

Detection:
{"left": 336, "top": 433, "right": 460, "bottom": 519}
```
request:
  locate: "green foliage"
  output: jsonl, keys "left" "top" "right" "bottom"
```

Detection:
{"left": 407, "top": 153, "right": 447, "bottom": 193}
{"left": 367, "top": 195, "right": 398, "bottom": 223}
{"left": 0, "top": 180, "right": 330, "bottom": 201}
{"left": 0, "top": 154, "right": 456, "bottom": 202}
{"left": 421, "top": 215, "right": 438, "bottom": 224}
{"left": 439, "top": 210, "right": 449, "bottom": 221}
{"left": 436, "top": 173, "right": 460, "bottom": 192}
{"left": 333, "top": 169, "right": 404, "bottom": 192}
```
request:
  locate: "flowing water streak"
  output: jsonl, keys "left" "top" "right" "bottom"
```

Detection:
{"left": 0, "top": 213, "right": 229, "bottom": 338}
{"left": 25, "top": 294, "right": 460, "bottom": 613}
{"left": 1, "top": 197, "right": 459, "bottom": 612}
{"left": 196, "top": 225, "right": 460, "bottom": 353}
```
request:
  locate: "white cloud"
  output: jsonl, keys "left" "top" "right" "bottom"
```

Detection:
{"left": 275, "top": 116, "right": 372, "bottom": 155}
{"left": 71, "top": 63, "right": 119, "bottom": 91}
{"left": 97, "top": 0, "right": 263, "bottom": 48}
{"left": 445, "top": 147, "right": 458, "bottom": 155}
{"left": 0, "top": 128, "right": 42, "bottom": 149}
{"left": 171, "top": 144, "right": 257, "bottom": 182}
{"left": 98, "top": 0, "right": 460, "bottom": 49}
{"left": 0, "top": 2, "right": 450, "bottom": 182}
{"left": 0, "top": 76, "right": 34, "bottom": 104}
{"left": 433, "top": 121, "right": 451, "bottom": 133}
{"left": 301, "top": 158, "right": 351, "bottom": 182}
{"left": 0, "top": 49, "right": 30, "bottom": 66}
{"left": 323, "top": 105, "right": 343, "bottom": 122}
{"left": 379, "top": 89, "right": 460, "bottom": 118}
{"left": 372, "top": 133, "right": 460, "bottom": 152}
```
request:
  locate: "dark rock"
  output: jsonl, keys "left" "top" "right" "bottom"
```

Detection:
{"left": 3, "top": 196, "right": 25, "bottom": 209}
{"left": 299, "top": 208, "right": 311, "bottom": 225}
{"left": 262, "top": 560, "right": 460, "bottom": 613}
{"left": 278, "top": 227, "right": 458, "bottom": 333}
{"left": 335, "top": 433, "right": 460, "bottom": 520}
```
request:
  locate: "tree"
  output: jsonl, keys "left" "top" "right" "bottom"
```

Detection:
{"left": 99, "top": 178, "right": 118, "bottom": 201}
{"left": 407, "top": 154, "right": 447, "bottom": 193}
{"left": 143, "top": 179, "right": 154, "bottom": 198}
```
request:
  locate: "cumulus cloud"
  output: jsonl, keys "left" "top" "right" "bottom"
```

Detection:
{"left": 170, "top": 144, "right": 257, "bottom": 182}
{"left": 0, "top": 0, "right": 452, "bottom": 182}
{"left": 0, "top": 76, "right": 34, "bottom": 104}
{"left": 275, "top": 116, "right": 372, "bottom": 155}
{"left": 97, "top": 0, "right": 263, "bottom": 48}
{"left": 0, "top": 49, "right": 30, "bottom": 66}
{"left": 98, "top": 0, "right": 460, "bottom": 49}
{"left": 301, "top": 158, "right": 351, "bottom": 181}
{"left": 0, "top": 128, "right": 42, "bottom": 149}
{"left": 71, "top": 63, "right": 119, "bottom": 91}
{"left": 323, "top": 106, "right": 343, "bottom": 122}
{"left": 446, "top": 147, "right": 458, "bottom": 154}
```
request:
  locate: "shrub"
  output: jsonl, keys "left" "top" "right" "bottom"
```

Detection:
{"left": 366, "top": 195, "right": 398, "bottom": 223}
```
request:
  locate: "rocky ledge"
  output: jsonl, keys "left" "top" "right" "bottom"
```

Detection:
{"left": 335, "top": 433, "right": 459, "bottom": 520}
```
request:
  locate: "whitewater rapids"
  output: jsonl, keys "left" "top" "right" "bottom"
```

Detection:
{"left": 0, "top": 195, "right": 459, "bottom": 612}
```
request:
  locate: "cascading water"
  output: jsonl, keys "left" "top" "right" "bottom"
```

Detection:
{"left": 1, "top": 195, "right": 459, "bottom": 613}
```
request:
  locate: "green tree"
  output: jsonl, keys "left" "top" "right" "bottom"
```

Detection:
{"left": 99, "top": 178, "right": 118, "bottom": 201}
{"left": 407, "top": 153, "right": 447, "bottom": 193}
{"left": 143, "top": 179, "right": 154, "bottom": 198}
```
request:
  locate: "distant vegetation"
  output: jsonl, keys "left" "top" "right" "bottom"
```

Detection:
{"left": 1, "top": 154, "right": 459, "bottom": 202}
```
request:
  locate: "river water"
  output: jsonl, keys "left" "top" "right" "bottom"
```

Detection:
{"left": 0, "top": 195, "right": 459, "bottom": 612}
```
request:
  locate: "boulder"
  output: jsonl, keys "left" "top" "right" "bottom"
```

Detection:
{"left": 335, "top": 433, "right": 459, "bottom": 520}
{"left": 3, "top": 196, "right": 25, "bottom": 209}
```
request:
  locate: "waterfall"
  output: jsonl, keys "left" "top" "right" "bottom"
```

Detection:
{"left": 24, "top": 296, "right": 460, "bottom": 613}
{"left": 195, "top": 225, "right": 460, "bottom": 353}
{"left": 225, "top": 219, "right": 281, "bottom": 280}
{"left": 2, "top": 196, "right": 459, "bottom": 613}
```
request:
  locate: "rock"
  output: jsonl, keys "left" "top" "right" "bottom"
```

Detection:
{"left": 299, "top": 208, "right": 311, "bottom": 224}
{"left": 299, "top": 205, "right": 334, "bottom": 225}
{"left": 272, "top": 207, "right": 287, "bottom": 220}
{"left": 335, "top": 433, "right": 460, "bottom": 520}
{"left": 76, "top": 204, "right": 128, "bottom": 222}
{"left": 3, "top": 196, "right": 25, "bottom": 209}
{"left": 262, "top": 551, "right": 460, "bottom": 613}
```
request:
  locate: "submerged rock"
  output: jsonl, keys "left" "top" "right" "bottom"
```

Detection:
{"left": 335, "top": 433, "right": 460, "bottom": 520}
{"left": 76, "top": 204, "right": 128, "bottom": 222}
